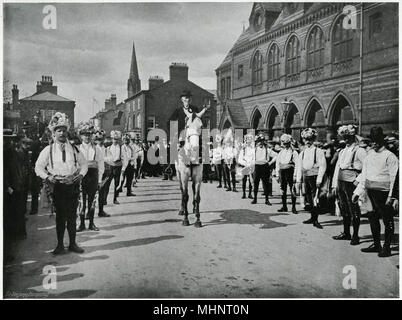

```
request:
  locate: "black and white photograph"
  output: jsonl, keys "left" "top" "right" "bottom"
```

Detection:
{"left": 1, "top": 1, "right": 400, "bottom": 302}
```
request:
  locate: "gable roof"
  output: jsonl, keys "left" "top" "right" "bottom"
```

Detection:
{"left": 221, "top": 99, "right": 249, "bottom": 128}
{"left": 21, "top": 91, "right": 74, "bottom": 102}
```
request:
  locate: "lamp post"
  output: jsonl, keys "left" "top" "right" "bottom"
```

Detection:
{"left": 281, "top": 97, "right": 292, "bottom": 127}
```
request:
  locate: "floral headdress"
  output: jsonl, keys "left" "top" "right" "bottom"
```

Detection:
{"left": 78, "top": 122, "right": 95, "bottom": 135}
{"left": 280, "top": 134, "right": 292, "bottom": 144}
{"left": 110, "top": 130, "right": 122, "bottom": 140}
{"left": 301, "top": 128, "right": 317, "bottom": 140}
{"left": 337, "top": 124, "right": 358, "bottom": 137}
{"left": 48, "top": 112, "right": 70, "bottom": 132}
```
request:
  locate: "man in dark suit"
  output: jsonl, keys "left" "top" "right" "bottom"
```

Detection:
{"left": 170, "top": 90, "right": 201, "bottom": 138}
{"left": 32, "top": 111, "right": 46, "bottom": 139}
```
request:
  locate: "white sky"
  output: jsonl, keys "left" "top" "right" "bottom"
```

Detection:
{"left": 3, "top": 2, "right": 252, "bottom": 122}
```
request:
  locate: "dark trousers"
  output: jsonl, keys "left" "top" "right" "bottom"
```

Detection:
{"left": 242, "top": 175, "right": 252, "bottom": 196}
{"left": 254, "top": 164, "right": 270, "bottom": 201}
{"left": 338, "top": 180, "right": 361, "bottom": 237}
{"left": 135, "top": 158, "right": 142, "bottom": 181}
{"left": 215, "top": 161, "right": 227, "bottom": 187}
{"left": 4, "top": 190, "right": 26, "bottom": 240}
{"left": 103, "top": 165, "right": 122, "bottom": 202}
{"left": 53, "top": 183, "right": 80, "bottom": 247}
{"left": 279, "top": 167, "right": 296, "bottom": 208}
{"left": 98, "top": 165, "right": 111, "bottom": 213}
{"left": 28, "top": 174, "right": 41, "bottom": 214}
{"left": 367, "top": 189, "right": 395, "bottom": 249}
{"left": 224, "top": 162, "right": 236, "bottom": 189}
{"left": 81, "top": 168, "right": 98, "bottom": 221}
{"left": 203, "top": 164, "right": 212, "bottom": 182}
{"left": 304, "top": 175, "right": 319, "bottom": 221}
{"left": 124, "top": 164, "right": 135, "bottom": 195}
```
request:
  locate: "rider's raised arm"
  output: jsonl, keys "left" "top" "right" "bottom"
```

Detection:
{"left": 196, "top": 106, "right": 208, "bottom": 118}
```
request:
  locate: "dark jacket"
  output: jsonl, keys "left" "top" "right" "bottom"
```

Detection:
{"left": 4, "top": 146, "right": 29, "bottom": 192}
{"left": 170, "top": 104, "right": 200, "bottom": 136}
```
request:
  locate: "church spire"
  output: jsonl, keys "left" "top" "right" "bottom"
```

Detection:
{"left": 127, "top": 41, "right": 141, "bottom": 98}
{"left": 129, "top": 42, "right": 139, "bottom": 78}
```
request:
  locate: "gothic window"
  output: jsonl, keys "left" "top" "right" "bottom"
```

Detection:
{"left": 226, "top": 77, "right": 231, "bottom": 99}
{"left": 252, "top": 51, "right": 263, "bottom": 85}
{"left": 286, "top": 36, "right": 301, "bottom": 77}
{"left": 332, "top": 15, "right": 354, "bottom": 64}
{"left": 238, "top": 64, "right": 243, "bottom": 79}
{"left": 220, "top": 78, "right": 226, "bottom": 99}
{"left": 307, "top": 26, "right": 325, "bottom": 71}
{"left": 268, "top": 44, "right": 280, "bottom": 81}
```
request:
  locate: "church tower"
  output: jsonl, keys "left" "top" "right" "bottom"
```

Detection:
{"left": 127, "top": 42, "right": 141, "bottom": 98}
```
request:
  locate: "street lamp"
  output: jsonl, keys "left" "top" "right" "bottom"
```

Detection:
{"left": 280, "top": 97, "right": 292, "bottom": 123}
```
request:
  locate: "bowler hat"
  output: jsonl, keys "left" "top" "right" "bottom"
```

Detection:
{"left": 180, "top": 90, "right": 192, "bottom": 98}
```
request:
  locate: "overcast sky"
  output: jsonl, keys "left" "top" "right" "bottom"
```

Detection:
{"left": 3, "top": 2, "right": 252, "bottom": 122}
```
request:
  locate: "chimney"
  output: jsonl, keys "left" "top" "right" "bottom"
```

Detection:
{"left": 105, "top": 99, "right": 111, "bottom": 110}
{"left": 36, "top": 75, "right": 57, "bottom": 94}
{"left": 148, "top": 76, "right": 164, "bottom": 90}
{"left": 110, "top": 94, "right": 117, "bottom": 109}
{"left": 169, "top": 62, "right": 188, "bottom": 81}
{"left": 12, "top": 84, "right": 19, "bottom": 109}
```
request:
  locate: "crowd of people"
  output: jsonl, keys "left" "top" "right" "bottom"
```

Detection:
{"left": 207, "top": 125, "right": 399, "bottom": 258}
{"left": 3, "top": 108, "right": 399, "bottom": 262}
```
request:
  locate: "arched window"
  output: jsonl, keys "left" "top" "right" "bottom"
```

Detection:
{"left": 332, "top": 15, "right": 354, "bottom": 64}
{"left": 286, "top": 36, "right": 301, "bottom": 79}
{"left": 307, "top": 26, "right": 325, "bottom": 72}
{"left": 252, "top": 51, "right": 263, "bottom": 85}
{"left": 268, "top": 44, "right": 280, "bottom": 81}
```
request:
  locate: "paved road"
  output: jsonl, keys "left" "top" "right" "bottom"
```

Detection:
{"left": 3, "top": 177, "right": 399, "bottom": 298}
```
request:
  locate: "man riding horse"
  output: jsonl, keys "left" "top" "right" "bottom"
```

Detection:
{"left": 174, "top": 90, "right": 209, "bottom": 227}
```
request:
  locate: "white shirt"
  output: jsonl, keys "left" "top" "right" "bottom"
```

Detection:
{"left": 238, "top": 145, "right": 255, "bottom": 167}
{"left": 223, "top": 146, "right": 237, "bottom": 164}
{"left": 332, "top": 144, "right": 367, "bottom": 188}
{"left": 275, "top": 148, "right": 299, "bottom": 177}
{"left": 296, "top": 146, "right": 326, "bottom": 184}
{"left": 79, "top": 142, "right": 105, "bottom": 183}
{"left": 35, "top": 141, "right": 88, "bottom": 180}
{"left": 255, "top": 146, "right": 277, "bottom": 165}
{"left": 354, "top": 147, "right": 398, "bottom": 197}
{"left": 212, "top": 146, "right": 223, "bottom": 164}
{"left": 121, "top": 144, "right": 137, "bottom": 170}
{"left": 107, "top": 144, "right": 122, "bottom": 165}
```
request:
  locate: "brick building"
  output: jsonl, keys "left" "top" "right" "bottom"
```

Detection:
{"left": 90, "top": 94, "right": 126, "bottom": 135}
{"left": 216, "top": 3, "right": 398, "bottom": 140}
{"left": 15, "top": 76, "right": 76, "bottom": 130}
{"left": 124, "top": 43, "right": 216, "bottom": 140}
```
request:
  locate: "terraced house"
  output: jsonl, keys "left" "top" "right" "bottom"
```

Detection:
{"left": 216, "top": 2, "right": 398, "bottom": 140}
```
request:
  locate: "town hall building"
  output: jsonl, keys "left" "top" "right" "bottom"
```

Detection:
{"left": 216, "top": 2, "right": 398, "bottom": 140}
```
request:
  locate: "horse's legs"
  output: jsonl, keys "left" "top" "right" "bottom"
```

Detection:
{"left": 180, "top": 171, "right": 190, "bottom": 226}
{"left": 177, "top": 169, "right": 185, "bottom": 216}
{"left": 192, "top": 181, "right": 196, "bottom": 213}
{"left": 193, "top": 166, "right": 203, "bottom": 228}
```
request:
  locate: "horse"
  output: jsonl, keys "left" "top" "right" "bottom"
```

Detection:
{"left": 176, "top": 108, "right": 207, "bottom": 227}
